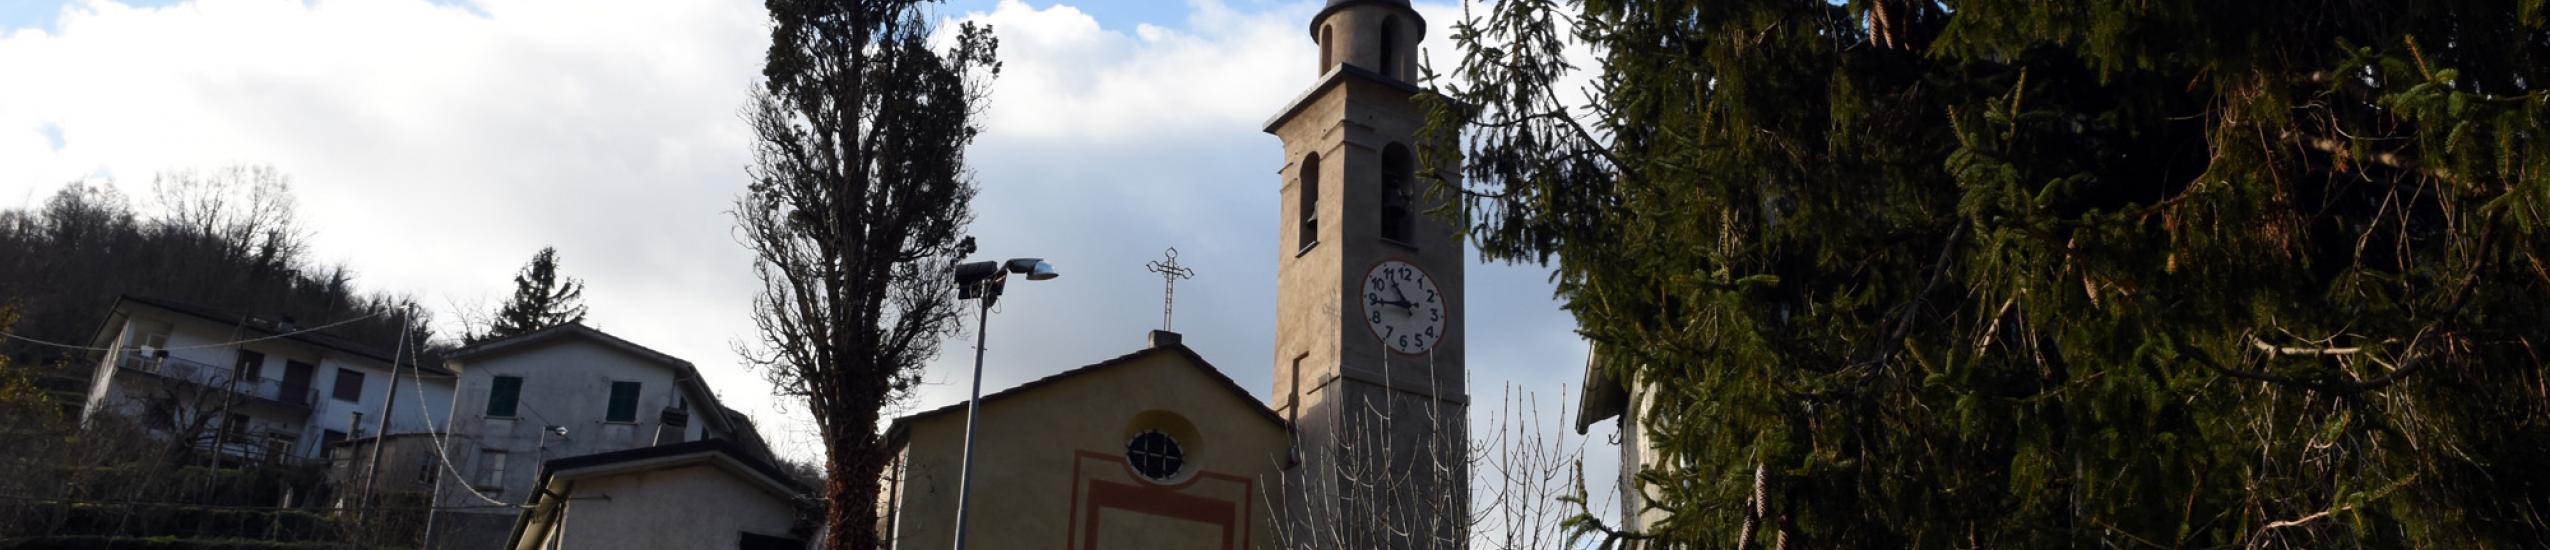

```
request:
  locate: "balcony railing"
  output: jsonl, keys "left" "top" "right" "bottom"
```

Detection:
{"left": 116, "top": 351, "right": 319, "bottom": 409}
{"left": 188, "top": 430, "right": 324, "bottom": 468}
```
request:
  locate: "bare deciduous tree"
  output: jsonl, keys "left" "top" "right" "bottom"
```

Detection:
{"left": 150, "top": 165, "right": 307, "bottom": 272}
{"left": 1270, "top": 382, "right": 1591, "bottom": 550}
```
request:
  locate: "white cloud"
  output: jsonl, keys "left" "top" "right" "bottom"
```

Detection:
{"left": 0, "top": 0, "right": 786, "bottom": 451}
{"left": 946, "top": 0, "right": 1322, "bottom": 143}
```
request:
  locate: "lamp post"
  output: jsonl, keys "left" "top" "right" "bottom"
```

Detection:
{"left": 950, "top": 256, "right": 1057, "bottom": 550}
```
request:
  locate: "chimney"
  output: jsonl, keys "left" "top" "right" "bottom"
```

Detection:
{"left": 653, "top": 406, "right": 691, "bottom": 446}
{"left": 1148, "top": 330, "right": 1182, "bottom": 349}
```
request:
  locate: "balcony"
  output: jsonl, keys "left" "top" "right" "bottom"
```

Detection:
{"left": 116, "top": 351, "right": 318, "bottom": 409}
{"left": 189, "top": 429, "right": 325, "bottom": 468}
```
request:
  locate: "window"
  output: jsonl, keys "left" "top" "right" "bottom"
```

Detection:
{"left": 606, "top": 381, "right": 641, "bottom": 423}
{"left": 134, "top": 322, "right": 171, "bottom": 353}
{"left": 1318, "top": 24, "right": 1333, "bottom": 73}
{"left": 1381, "top": 143, "right": 1414, "bottom": 242}
{"left": 1288, "top": 354, "right": 1307, "bottom": 430}
{"left": 225, "top": 413, "right": 251, "bottom": 437}
{"left": 1125, "top": 430, "right": 1185, "bottom": 481}
{"left": 1379, "top": 16, "right": 1400, "bottom": 78}
{"left": 477, "top": 450, "right": 508, "bottom": 488}
{"left": 282, "top": 361, "right": 316, "bottom": 406}
{"left": 141, "top": 398, "right": 174, "bottom": 426}
{"left": 486, "top": 376, "right": 523, "bottom": 418}
{"left": 1299, "top": 153, "right": 1321, "bottom": 251}
{"left": 233, "top": 350, "right": 265, "bottom": 382}
{"left": 319, "top": 429, "right": 346, "bottom": 458}
{"left": 332, "top": 368, "right": 365, "bottom": 402}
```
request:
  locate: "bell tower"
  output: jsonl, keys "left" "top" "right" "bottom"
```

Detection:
{"left": 1266, "top": 0, "right": 1467, "bottom": 547}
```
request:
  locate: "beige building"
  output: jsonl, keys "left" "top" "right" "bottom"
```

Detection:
{"left": 881, "top": 333, "right": 1291, "bottom": 549}
{"left": 879, "top": 0, "right": 1469, "bottom": 548}
{"left": 1265, "top": 0, "right": 1469, "bottom": 546}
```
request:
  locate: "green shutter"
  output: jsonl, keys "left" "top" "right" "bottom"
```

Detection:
{"left": 486, "top": 376, "right": 522, "bottom": 417}
{"left": 607, "top": 381, "right": 640, "bottom": 422}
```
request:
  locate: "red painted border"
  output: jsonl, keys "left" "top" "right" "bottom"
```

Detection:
{"left": 1085, "top": 480, "right": 1235, "bottom": 549}
{"left": 1065, "top": 450, "right": 1255, "bottom": 550}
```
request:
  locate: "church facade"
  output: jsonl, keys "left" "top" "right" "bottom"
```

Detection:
{"left": 878, "top": 1, "right": 1466, "bottom": 547}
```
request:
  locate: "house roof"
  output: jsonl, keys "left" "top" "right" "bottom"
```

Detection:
{"left": 444, "top": 322, "right": 768, "bottom": 458}
{"left": 885, "top": 332, "right": 1284, "bottom": 443}
{"left": 1576, "top": 344, "right": 1627, "bottom": 434}
{"left": 446, "top": 322, "right": 688, "bottom": 366}
{"left": 110, "top": 295, "right": 451, "bottom": 376}
{"left": 505, "top": 438, "right": 806, "bottom": 550}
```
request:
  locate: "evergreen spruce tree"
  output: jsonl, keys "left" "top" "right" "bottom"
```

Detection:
{"left": 1424, "top": 1, "right": 2549, "bottom": 546}
{"left": 482, "top": 247, "right": 587, "bottom": 342}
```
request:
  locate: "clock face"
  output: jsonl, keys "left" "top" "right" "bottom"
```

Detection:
{"left": 1361, "top": 260, "right": 1447, "bottom": 355}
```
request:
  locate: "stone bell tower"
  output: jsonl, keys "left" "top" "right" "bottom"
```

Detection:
{"left": 1265, "top": 0, "right": 1467, "bottom": 547}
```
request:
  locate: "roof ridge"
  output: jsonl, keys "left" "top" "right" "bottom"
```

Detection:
{"left": 885, "top": 343, "right": 1283, "bottom": 440}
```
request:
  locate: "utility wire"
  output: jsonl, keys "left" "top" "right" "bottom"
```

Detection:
{"left": 0, "top": 494, "right": 533, "bottom": 513}
{"left": 0, "top": 310, "right": 384, "bottom": 352}
{"left": 404, "top": 326, "right": 512, "bottom": 508}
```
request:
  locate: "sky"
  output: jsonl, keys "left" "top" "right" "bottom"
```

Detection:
{"left": 0, "top": 0, "right": 1620, "bottom": 525}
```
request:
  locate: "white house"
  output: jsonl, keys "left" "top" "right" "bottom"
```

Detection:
{"left": 1577, "top": 345, "right": 1669, "bottom": 543}
{"left": 425, "top": 323, "right": 778, "bottom": 549}
{"left": 78, "top": 295, "right": 455, "bottom": 465}
{"left": 504, "top": 439, "right": 810, "bottom": 550}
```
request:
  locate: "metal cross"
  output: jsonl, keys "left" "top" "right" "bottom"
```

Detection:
{"left": 1144, "top": 247, "right": 1197, "bottom": 331}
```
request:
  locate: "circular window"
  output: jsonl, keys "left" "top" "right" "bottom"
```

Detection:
{"left": 1125, "top": 430, "right": 1186, "bottom": 481}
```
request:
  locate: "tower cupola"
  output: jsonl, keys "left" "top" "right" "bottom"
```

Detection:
{"left": 1309, "top": 0, "right": 1425, "bottom": 82}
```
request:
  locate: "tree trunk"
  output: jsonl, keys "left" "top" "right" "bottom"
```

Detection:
{"left": 823, "top": 426, "right": 888, "bottom": 549}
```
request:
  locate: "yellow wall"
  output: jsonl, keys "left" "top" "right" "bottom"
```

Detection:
{"left": 885, "top": 347, "right": 1292, "bottom": 550}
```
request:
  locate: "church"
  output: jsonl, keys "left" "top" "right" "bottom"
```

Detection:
{"left": 875, "top": 1, "right": 1469, "bottom": 548}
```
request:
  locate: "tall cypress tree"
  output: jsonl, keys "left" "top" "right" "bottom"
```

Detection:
{"left": 1426, "top": 1, "right": 2549, "bottom": 546}
{"left": 736, "top": 1, "right": 998, "bottom": 548}
{"left": 483, "top": 247, "right": 587, "bottom": 342}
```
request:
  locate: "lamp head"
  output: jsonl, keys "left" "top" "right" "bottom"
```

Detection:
{"left": 954, "top": 260, "right": 1005, "bottom": 300}
{"left": 1006, "top": 258, "right": 1059, "bottom": 281}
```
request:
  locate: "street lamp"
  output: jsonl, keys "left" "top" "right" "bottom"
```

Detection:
{"left": 950, "top": 256, "right": 1057, "bottom": 549}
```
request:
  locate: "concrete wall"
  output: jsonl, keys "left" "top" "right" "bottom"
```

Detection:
{"left": 440, "top": 336, "right": 736, "bottom": 511}
{"left": 887, "top": 350, "right": 1291, "bottom": 550}
{"left": 537, "top": 463, "right": 802, "bottom": 550}
{"left": 327, "top": 434, "right": 444, "bottom": 498}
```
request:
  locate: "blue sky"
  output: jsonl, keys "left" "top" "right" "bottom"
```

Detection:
{"left": 0, "top": 0, "right": 1619, "bottom": 532}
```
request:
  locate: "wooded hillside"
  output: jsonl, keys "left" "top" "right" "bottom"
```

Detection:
{"left": 0, "top": 167, "right": 436, "bottom": 399}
